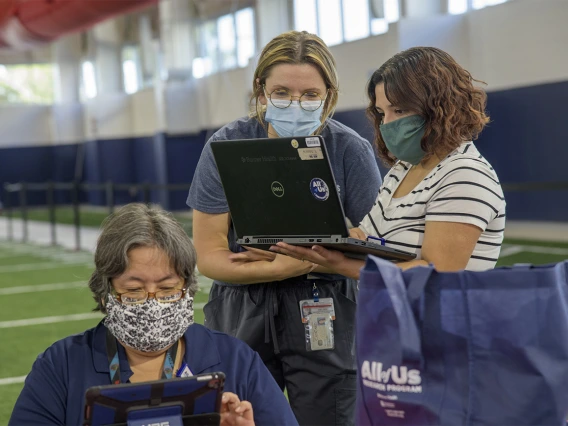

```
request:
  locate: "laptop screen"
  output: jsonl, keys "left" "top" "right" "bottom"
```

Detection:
{"left": 211, "top": 136, "right": 350, "bottom": 238}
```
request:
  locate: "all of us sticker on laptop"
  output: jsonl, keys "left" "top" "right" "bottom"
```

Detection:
{"left": 310, "top": 178, "right": 330, "bottom": 201}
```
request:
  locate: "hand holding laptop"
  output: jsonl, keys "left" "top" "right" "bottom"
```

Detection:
{"left": 348, "top": 227, "right": 367, "bottom": 240}
{"left": 228, "top": 246, "right": 277, "bottom": 262}
{"left": 270, "top": 242, "right": 363, "bottom": 280}
{"left": 228, "top": 246, "right": 317, "bottom": 278}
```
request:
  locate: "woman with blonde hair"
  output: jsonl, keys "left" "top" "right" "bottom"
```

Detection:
{"left": 187, "top": 31, "right": 382, "bottom": 425}
{"left": 272, "top": 47, "right": 506, "bottom": 275}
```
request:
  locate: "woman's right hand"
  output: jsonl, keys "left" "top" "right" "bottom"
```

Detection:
{"left": 220, "top": 392, "right": 255, "bottom": 426}
{"left": 229, "top": 248, "right": 316, "bottom": 279}
{"left": 349, "top": 227, "right": 367, "bottom": 240}
{"left": 271, "top": 252, "right": 317, "bottom": 278}
{"left": 228, "top": 247, "right": 276, "bottom": 262}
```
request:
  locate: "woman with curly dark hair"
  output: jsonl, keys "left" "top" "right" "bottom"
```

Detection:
{"left": 272, "top": 47, "right": 506, "bottom": 276}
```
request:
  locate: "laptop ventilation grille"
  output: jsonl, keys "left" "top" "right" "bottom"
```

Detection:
{"left": 257, "top": 238, "right": 284, "bottom": 244}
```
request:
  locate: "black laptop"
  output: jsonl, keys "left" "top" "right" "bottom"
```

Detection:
{"left": 210, "top": 135, "right": 416, "bottom": 261}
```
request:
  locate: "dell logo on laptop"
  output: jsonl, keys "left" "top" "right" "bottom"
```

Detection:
{"left": 271, "top": 181, "right": 284, "bottom": 197}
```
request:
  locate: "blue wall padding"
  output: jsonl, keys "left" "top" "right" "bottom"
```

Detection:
{"left": 52, "top": 144, "right": 79, "bottom": 204}
{"left": 82, "top": 140, "right": 105, "bottom": 206}
{"left": 165, "top": 130, "right": 207, "bottom": 210}
{"left": 97, "top": 138, "right": 135, "bottom": 187}
{"left": 132, "top": 136, "right": 159, "bottom": 204}
{"left": 1, "top": 80, "right": 567, "bottom": 220}
{"left": 475, "top": 80, "right": 568, "bottom": 221}
{"left": 101, "top": 139, "right": 134, "bottom": 205}
{"left": 0, "top": 145, "right": 52, "bottom": 206}
{"left": 152, "top": 133, "right": 170, "bottom": 207}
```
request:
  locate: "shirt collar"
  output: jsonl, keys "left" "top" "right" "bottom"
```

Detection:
{"left": 92, "top": 322, "right": 221, "bottom": 376}
{"left": 182, "top": 324, "right": 222, "bottom": 374}
{"left": 92, "top": 321, "right": 132, "bottom": 379}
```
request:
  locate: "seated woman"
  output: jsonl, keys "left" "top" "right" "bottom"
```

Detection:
{"left": 269, "top": 47, "right": 506, "bottom": 276}
{"left": 9, "top": 203, "right": 298, "bottom": 426}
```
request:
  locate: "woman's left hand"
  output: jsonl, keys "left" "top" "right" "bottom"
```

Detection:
{"left": 220, "top": 392, "right": 255, "bottom": 426}
{"left": 270, "top": 243, "right": 346, "bottom": 273}
{"left": 228, "top": 247, "right": 277, "bottom": 263}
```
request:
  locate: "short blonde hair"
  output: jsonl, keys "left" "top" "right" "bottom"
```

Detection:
{"left": 250, "top": 31, "right": 339, "bottom": 134}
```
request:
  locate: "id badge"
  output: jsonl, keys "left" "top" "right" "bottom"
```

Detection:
{"left": 307, "top": 313, "right": 334, "bottom": 351}
{"left": 299, "top": 298, "right": 336, "bottom": 323}
{"left": 299, "top": 297, "right": 335, "bottom": 351}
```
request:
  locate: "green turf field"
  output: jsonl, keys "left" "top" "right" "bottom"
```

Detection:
{"left": 0, "top": 206, "right": 194, "bottom": 234}
{"left": 0, "top": 241, "right": 210, "bottom": 424}
{"left": 0, "top": 238, "right": 567, "bottom": 424}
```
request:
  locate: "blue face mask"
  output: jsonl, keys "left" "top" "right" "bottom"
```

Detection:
{"left": 379, "top": 115, "right": 427, "bottom": 165}
{"left": 265, "top": 99, "right": 323, "bottom": 137}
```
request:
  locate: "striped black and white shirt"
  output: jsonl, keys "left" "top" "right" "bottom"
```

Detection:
{"left": 359, "top": 142, "right": 506, "bottom": 270}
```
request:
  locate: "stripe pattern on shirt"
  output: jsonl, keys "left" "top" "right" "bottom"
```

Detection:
{"left": 359, "top": 142, "right": 506, "bottom": 270}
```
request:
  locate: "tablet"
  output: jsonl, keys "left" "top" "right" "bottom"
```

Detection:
{"left": 83, "top": 372, "right": 225, "bottom": 426}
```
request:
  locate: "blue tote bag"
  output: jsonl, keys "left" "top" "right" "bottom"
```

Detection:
{"left": 356, "top": 256, "right": 568, "bottom": 426}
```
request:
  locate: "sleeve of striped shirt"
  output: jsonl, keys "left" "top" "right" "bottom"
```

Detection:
{"left": 358, "top": 195, "right": 381, "bottom": 237}
{"left": 425, "top": 159, "right": 504, "bottom": 232}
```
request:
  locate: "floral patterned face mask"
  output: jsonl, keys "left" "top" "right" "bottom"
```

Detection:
{"left": 104, "top": 292, "right": 194, "bottom": 353}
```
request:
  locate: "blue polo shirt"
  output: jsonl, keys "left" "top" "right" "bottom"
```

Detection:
{"left": 9, "top": 322, "right": 299, "bottom": 426}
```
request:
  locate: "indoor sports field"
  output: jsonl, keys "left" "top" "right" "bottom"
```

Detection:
{"left": 0, "top": 240, "right": 211, "bottom": 423}
{"left": 1, "top": 237, "right": 568, "bottom": 424}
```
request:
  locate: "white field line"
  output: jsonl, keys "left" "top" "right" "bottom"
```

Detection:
{"left": 0, "top": 313, "right": 104, "bottom": 328}
{"left": 0, "top": 244, "right": 93, "bottom": 263}
{"left": 0, "top": 376, "right": 27, "bottom": 386}
{"left": 0, "top": 280, "right": 211, "bottom": 295}
{"left": 498, "top": 246, "right": 525, "bottom": 258}
{"left": 198, "top": 282, "right": 212, "bottom": 294}
{"left": 0, "top": 252, "right": 30, "bottom": 260}
{"left": 0, "top": 303, "right": 207, "bottom": 329}
{"left": 0, "top": 244, "right": 66, "bottom": 256}
{"left": 511, "top": 245, "right": 568, "bottom": 256}
{"left": 0, "top": 281, "right": 86, "bottom": 295}
{"left": 500, "top": 244, "right": 568, "bottom": 258}
{"left": 0, "top": 244, "right": 93, "bottom": 259}
{"left": 0, "top": 262, "right": 92, "bottom": 274}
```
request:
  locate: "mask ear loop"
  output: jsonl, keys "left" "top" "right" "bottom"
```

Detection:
{"left": 257, "top": 83, "right": 271, "bottom": 135}
{"left": 314, "top": 88, "right": 332, "bottom": 135}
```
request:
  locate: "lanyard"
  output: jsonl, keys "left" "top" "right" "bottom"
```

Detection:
{"left": 105, "top": 329, "right": 180, "bottom": 384}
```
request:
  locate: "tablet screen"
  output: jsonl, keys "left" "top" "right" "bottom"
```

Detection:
{"left": 83, "top": 372, "right": 225, "bottom": 426}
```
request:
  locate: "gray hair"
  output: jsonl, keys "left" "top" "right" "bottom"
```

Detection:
{"left": 88, "top": 203, "right": 198, "bottom": 313}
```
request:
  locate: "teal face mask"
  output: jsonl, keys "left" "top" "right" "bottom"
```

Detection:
{"left": 379, "top": 115, "right": 427, "bottom": 165}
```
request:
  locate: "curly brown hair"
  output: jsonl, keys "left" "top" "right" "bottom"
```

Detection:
{"left": 366, "top": 47, "right": 490, "bottom": 166}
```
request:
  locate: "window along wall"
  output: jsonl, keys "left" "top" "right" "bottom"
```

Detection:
{"left": 449, "top": 0, "right": 509, "bottom": 15}
{"left": 293, "top": 0, "right": 400, "bottom": 46}
{"left": 192, "top": 7, "right": 255, "bottom": 79}
{"left": 0, "top": 64, "right": 56, "bottom": 104}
